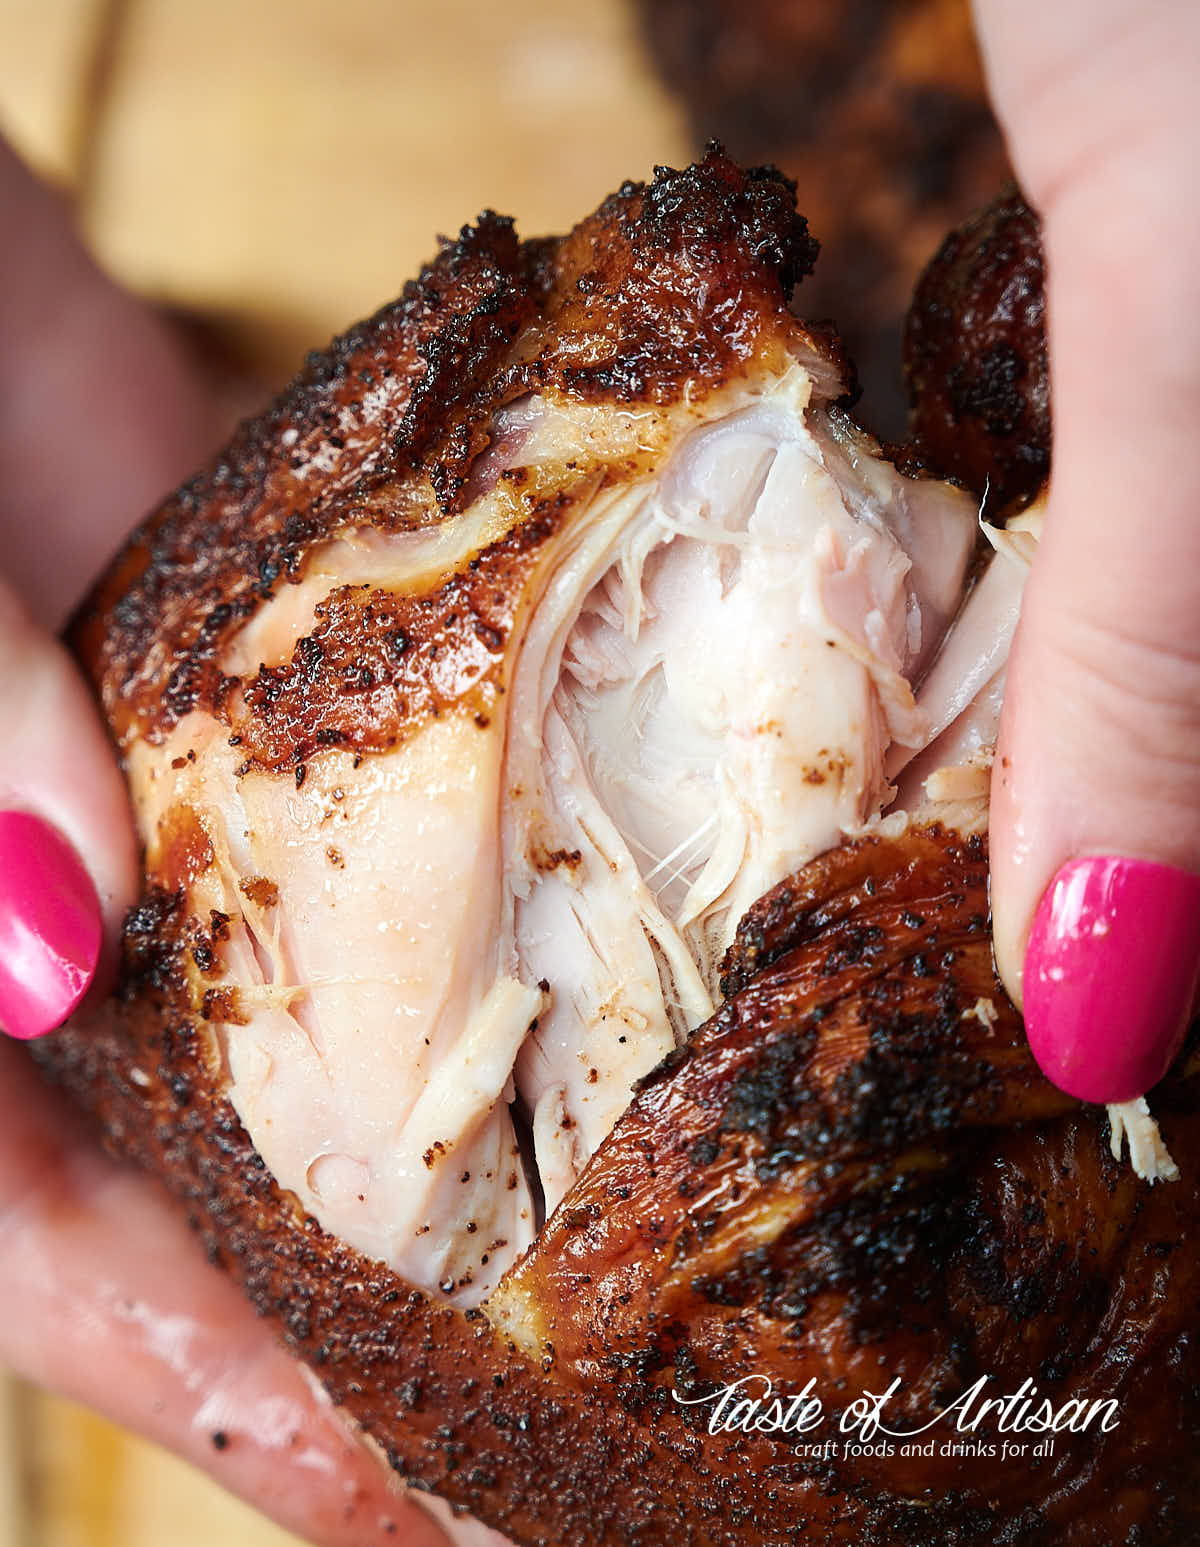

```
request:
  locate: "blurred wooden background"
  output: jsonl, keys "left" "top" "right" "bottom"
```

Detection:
{"left": 0, "top": 1, "right": 687, "bottom": 1542}
{"left": 4, "top": 0, "right": 690, "bottom": 383}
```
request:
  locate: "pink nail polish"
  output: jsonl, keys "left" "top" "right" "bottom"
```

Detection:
{"left": 0, "top": 811, "right": 102, "bottom": 1040}
{"left": 1023, "top": 855, "right": 1200, "bottom": 1103}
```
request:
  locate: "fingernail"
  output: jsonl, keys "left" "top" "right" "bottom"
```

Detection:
{"left": 0, "top": 811, "right": 102, "bottom": 1039}
{"left": 1024, "top": 855, "right": 1200, "bottom": 1103}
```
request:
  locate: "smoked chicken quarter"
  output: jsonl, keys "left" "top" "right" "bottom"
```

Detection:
{"left": 38, "top": 151, "right": 1200, "bottom": 1545}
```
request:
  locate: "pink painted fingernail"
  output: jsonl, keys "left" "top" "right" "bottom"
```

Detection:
{"left": 1024, "top": 856, "right": 1200, "bottom": 1103}
{"left": 0, "top": 811, "right": 102, "bottom": 1040}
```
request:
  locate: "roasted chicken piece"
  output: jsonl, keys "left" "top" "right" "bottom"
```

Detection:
{"left": 37, "top": 152, "right": 1200, "bottom": 1544}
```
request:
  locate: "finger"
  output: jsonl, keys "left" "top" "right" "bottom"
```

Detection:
{"left": 974, "top": 0, "right": 1200, "bottom": 1101}
{"left": 0, "top": 576, "right": 135, "bottom": 1032}
{"left": 0, "top": 1038, "right": 455, "bottom": 1547}
{"left": 0, "top": 136, "right": 218, "bottom": 628}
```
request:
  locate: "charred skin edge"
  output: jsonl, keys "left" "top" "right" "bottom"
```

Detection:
{"left": 34, "top": 828, "right": 1200, "bottom": 1547}
{"left": 68, "top": 147, "right": 818, "bottom": 761}
{"left": 904, "top": 184, "right": 1050, "bottom": 513}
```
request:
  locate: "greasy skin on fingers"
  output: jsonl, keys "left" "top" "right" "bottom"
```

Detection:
{"left": 38, "top": 152, "right": 1200, "bottom": 1544}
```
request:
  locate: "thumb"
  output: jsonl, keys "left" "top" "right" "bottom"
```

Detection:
{"left": 0, "top": 578, "right": 138, "bottom": 1038}
{"left": 979, "top": 3, "right": 1200, "bottom": 1102}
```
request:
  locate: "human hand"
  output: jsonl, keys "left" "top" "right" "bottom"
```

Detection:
{"left": 972, "top": 0, "right": 1200, "bottom": 1104}
{"left": 0, "top": 137, "right": 459, "bottom": 1547}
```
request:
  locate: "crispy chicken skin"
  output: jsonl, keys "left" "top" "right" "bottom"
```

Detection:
{"left": 905, "top": 186, "right": 1049, "bottom": 511}
{"left": 36, "top": 153, "right": 1200, "bottom": 1545}
{"left": 73, "top": 154, "right": 818, "bottom": 754}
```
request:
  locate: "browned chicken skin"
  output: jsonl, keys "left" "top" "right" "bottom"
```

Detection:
{"left": 905, "top": 186, "right": 1050, "bottom": 512}
{"left": 35, "top": 153, "right": 1198, "bottom": 1545}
